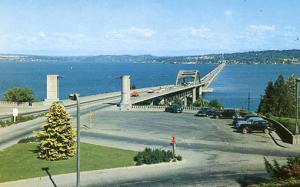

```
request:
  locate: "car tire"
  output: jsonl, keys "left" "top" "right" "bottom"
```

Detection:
{"left": 264, "top": 129, "right": 270, "bottom": 134}
{"left": 242, "top": 128, "right": 248, "bottom": 134}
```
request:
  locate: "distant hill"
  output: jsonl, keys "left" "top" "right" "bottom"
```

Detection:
{"left": 1, "top": 49, "right": 300, "bottom": 64}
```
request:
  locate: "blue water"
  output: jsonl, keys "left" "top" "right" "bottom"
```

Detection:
{"left": 0, "top": 62, "right": 299, "bottom": 111}
{"left": 0, "top": 62, "right": 214, "bottom": 100}
{"left": 205, "top": 64, "right": 300, "bottom": 111}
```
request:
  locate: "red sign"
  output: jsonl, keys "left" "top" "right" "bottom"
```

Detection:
{"left": 171, "top": 136, "right": 176, "bottom": 144}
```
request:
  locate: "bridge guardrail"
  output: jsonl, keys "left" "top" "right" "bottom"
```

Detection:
{"left": 132, "top": 105, "right": 201, "bottom": 111}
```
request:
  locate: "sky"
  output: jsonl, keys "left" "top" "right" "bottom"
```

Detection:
{"left": 0, "top": 0, "right": 300, "bottom": 56}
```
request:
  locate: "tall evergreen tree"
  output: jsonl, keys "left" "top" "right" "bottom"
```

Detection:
{"left": 258, "top": 74, "right": 297, "bottom": 117}
{"left": 37, "top": 102, "right": 76, "bottom": 161}
{"left": 258, "top": 81, "right": 275, "bottom": 114}
{"left": 273, "top": 75, "right": 285, "bottom": 116}
{"left": 287, "top": 75, "right": 297, "bottom": 117}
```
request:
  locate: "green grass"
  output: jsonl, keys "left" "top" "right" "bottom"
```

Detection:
{"left": 271, "top": 116, "right": 296, "bottom": 134}
{"left": 0, "top": 142, "right": 136, "bottom": 183}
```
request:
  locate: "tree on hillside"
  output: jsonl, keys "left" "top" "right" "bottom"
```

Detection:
{"left": 208, "top": 99, "right": 224, "bottom": 109}
{"left": 193, "top": 98, "right": 209, "bottom": 107}
{"left": 37, "top": 102, "right": 76, "bottom": 161}
{"left": 4, "top": 87, "right": 36, "bottom": 104}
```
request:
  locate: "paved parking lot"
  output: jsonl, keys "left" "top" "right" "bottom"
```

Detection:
{"left": 76, "top": 111, "right": 299, "bottom": 186}
{"left": 80, "top": 111, "right": 273, "bottom": 148}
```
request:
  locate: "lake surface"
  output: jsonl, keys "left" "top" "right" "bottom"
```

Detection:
{"left": 206, "top": 64, "right": 300, "bottom": 111}
{"left": 0, "top": 62, "right": 299, "bottom": 111}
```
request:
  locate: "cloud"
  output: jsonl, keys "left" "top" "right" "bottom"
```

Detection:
{"left": 129, "top": 27, "right": 155, "bottom": 37}
{"left": 239, "top": 24, "right": 276, "bottom": 41}
{"left": 180, "top": 26, "right": 211, "bottom": 38}
{"left": 38, "top": 31, "right": 47, "bottom": 39}
{"left": 106, "top": 27, "right": 155, "bottom": 40}
{"left": 224, "top": 10, "right": 232, "bottom": 16}
{"left": 246, "top": 24, "right": 276, "bottom": 32}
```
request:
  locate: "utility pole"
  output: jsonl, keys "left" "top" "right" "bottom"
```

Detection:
{"left": 296, "top": 78, "right": 300, "bottom": 135}
{"left": 247, "top": 92, "right": 251, "bottom": 112}
{"left": 69, "top": 93, "right": 80, "bottom": 187}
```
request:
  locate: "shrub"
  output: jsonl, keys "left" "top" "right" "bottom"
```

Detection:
{"left": 271, "top": 116, "right": 296, "bottom": 134}
{"left": 208, "top": 99, "right": 224, "bottom": 109}
{"left": 37, "top": 102, "right": 76, "bottom": 161}
{"left": 172, "top": 97, "right": 183, "bottom": 106}
{"left": 4, "top": 87, "right": 37, "bottom": 104}
{"left": 176, "top": 155, "right": 183, "bottom": 161}
{"left": 264, "top": 156, "right": 300, "bottom": 180}
{"left": 193, "top": 98, "right": 209, "bottom": 107}
{"left": 0, "top": 114, "right": 40, "bottom": 128}
{"left": 134, "top": 148, "right": 179, "bottom": 165}
{"left": 18, "top": 136, "right": 40, "bottom": 143}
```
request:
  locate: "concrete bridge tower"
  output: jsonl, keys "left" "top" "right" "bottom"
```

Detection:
{"left": 120, "top": 75, "right": 132, "bottom": 110}
{"left": 44, "top": 75, "right": 60, "bottom": 104}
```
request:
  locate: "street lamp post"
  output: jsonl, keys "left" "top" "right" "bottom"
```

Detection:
{"left": 296, "top": 79, "right": 300, "bottom": 135}
{"left": 69, "top": 93, "right": 80, "bottom": 187}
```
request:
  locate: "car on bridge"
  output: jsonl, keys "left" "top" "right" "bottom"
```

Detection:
{"left": 131, "top": 90, "right": 139, "bottom": 97}
{"left": 147, "top": 89, "right": 154, "bottom": 93}
{"left": 165, "top": 104, "right": 183, "bottom": 113}
{"left": 236, "top": 119, "right": 274, "bottom": 134}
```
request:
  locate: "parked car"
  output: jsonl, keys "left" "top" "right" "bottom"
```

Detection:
{"left": 194, "top": 107, "right": 210, "bottom": 117}
{"left": 206, "top": 108, "right": 222, "bottom": 117}
{"left": 131, "top": 90, "right": 139, "bottom": 97}
{"left": 165, "top": 104, "right": 183, "bottom": 113}
{"left": 236, "top": 119, "right": 274, "bottom": 134}
{"left": 232, "top": 114, "right": 260, "bottom": 126}
{"left": 214, "top": 109, "right": 240, "bottom": 119}
{"left": 195, "top": 107, "right": 222, "bottom": 117}
{"left": 147, "top": 89, "right": 154, "bottom": 93}
{"left": 234, "top": 117, "right": 265, "bottom": 129}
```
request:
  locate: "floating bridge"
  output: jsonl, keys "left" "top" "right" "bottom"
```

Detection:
{"left": 122, "top": 63, "right": 226, "bottom": 109}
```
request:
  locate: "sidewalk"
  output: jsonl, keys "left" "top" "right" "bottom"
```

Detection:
{"left": 0, "top": 161, "right": 186, "bottom": 187}
{"left": 268, "top": 131, "right": 300, "bottom": 150}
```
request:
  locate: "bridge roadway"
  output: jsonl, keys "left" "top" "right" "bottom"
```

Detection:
{"left": 131, "top": 63, "right": 225, "bottom": 105}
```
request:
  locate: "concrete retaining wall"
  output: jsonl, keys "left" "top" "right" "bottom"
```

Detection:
{"left": 263, "top": 117, "right": 300, "bottom": 144}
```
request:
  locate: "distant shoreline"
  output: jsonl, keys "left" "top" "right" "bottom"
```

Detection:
{"left": 1, "top": 49, "right": 300, "bottom": 65}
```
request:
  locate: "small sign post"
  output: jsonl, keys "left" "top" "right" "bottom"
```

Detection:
{"left": 88, "top": 111, "right": 94, "bottom": 128}
{"left": 12, "top": 108, "right": 18, "bottom": 123}
{"left": 171, "top": 135, "right": 176, "bottom": 158}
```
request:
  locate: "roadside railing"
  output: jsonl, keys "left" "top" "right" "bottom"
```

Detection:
{"left": 131, "top": 105, "right": 200, "bottom": 111}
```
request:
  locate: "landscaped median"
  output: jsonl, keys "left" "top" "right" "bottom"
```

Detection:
{"left": 0, "top": 142, "right": 136, "bottom": 183}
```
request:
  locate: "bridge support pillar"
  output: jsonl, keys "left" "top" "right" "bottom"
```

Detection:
{"left": 192, "top": 88, "right": 197, "bottom": 103}
{"left": 44, "top": 75, "right": 60, "bottom": 105}
{"left": 184, "top": 97, "right": 188, "bottom": 107}
{"left": 120, "top": 75, "right": 132, "bottom": 110}
{"left": 198, "top": 86, "right": 203, "bottom": 97}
